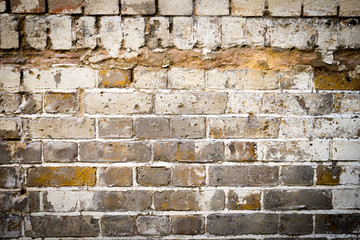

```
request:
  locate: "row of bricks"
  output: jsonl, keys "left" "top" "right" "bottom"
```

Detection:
{"left": 2, "top": 91, "right": 360, "bottom": 116}
{"left": 2, "top": 213, "right": 360, "bottom": 238}
{"left": 1, "top": 164, "right": 359, "bottom": 188}
{"left": 2, "top": 116, "right": 360, "bottom": 142}
{"left": 2, "top": 66, "right": 360, "bottom": 91}
{"left": 1, "top": 15, "right": 359, "bottom": 51}
{"left": 2, "top": 0, "right": 360, "bottom": 17}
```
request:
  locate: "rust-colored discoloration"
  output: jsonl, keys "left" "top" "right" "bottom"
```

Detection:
{"left": 98, "top": 69, "right": 132, "bottom": 88}
{"left": 316, "top": 165, "right": 342, "bottom": 185}
{"left": 27, "top": 167, "right": 96, "bottom": 187}
{"left": 314, "top": 68, "right": 360, "bottom": 90}
{"left": 227, "top": 141, "right": 257, "bottom": 161}
{"left": 48, "top": 0, "right": 82, "bottom": 14}
{"left": 10, "top": 0, "right": 46, "bottom": 13}
{"left": 228, "top": 190, "right": 261, "bottom": 210}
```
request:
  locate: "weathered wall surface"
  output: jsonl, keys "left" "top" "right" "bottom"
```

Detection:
{"left": 0, "top": 0, "right": 360, "bottom": 239}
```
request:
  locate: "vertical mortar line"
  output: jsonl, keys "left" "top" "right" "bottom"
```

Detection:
{"left": 95, "top": 117, "right": 99, "bottom": 139}
{"left": 224, "top": 188, "right": 229, "bottom": 211}
{"left": 133, "top": 166, "right": 138, "bottom": 187}
{"left": 312, "top": 214, "right": 316, "bottom": 234}
{"left": 260, "top": 188, "right": 265, "bottom": 211}
{"left": 39, "top": 191, "right": 44, "bottom": 212}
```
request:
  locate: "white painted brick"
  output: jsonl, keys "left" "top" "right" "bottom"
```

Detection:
{"left": 339, "top": 0, "right": 360, "bottom": 16}
{"left": 227, "top": 93, "right": 262, "bottom": 114}
{"left": 311, "top": 118, "right": 360, "bottom": 139}
{"left": 334, "top": 189, "right": 360, "bottom": 209}
{"left": 123, "top": 18, "right": 145, "bottom": 50}
{"left": 0, "top": 118, "right": 20, "bottom": 139}
{"left": 279, "top": 118, "right": 312, "bottom": 139}
{"left": 232, "top": 0, "right": 265, "bottom": 16}
{"left": 338, "top": 20, "right": 360, "bottom": 49}
{"left": 148, "top": 17, "right": 170, "bottom": 49}
{"left": 59, "top": 68, "right": 97, "bottom": 88}
{"left": 196, "top": 17, "right": 221, "bottom": 50}
{"left": 24, "top": 16, "right": 48, "bottom": 50}
{"left": 73, "top": 17, "right": 97, "bottom": 49}
{"left": 44, "top": 191, "right": 79, "bottom": 212}
{"left": 133, "top": 67, "right": 167, "bottom": 89}
{"left": 303, "top": 0, "right": 338, "bottom": 16}
{"left": 0, "top": 66, "right": 21, "bottom": 91}
{"left": 0, "top": 0, "right": 5, "bottom": 12}
{"left": 335, "top": 94, "right": 360, "bottom": 113}
{"left": 99, "top": 16, "right": 122, "bottom": 54}
{"left": 195, "top": 0, "right": 229, "bottom": 16}
{"left": 244, "top": 70, "right": 278, "bottom": 90}
{"left": 221, "top": 17, "right": 246, "bottom": 48}
{"left": 84, "top": 0, "right": 119, "bottom": 15}
{"left": 258, "top": 140, "right": 330, "bottom": 161}
{"left": 0, "top": 14, "right": 19, "bottom": 49}
{"left": 159, "top": 0, "right": 193, "bottom": 15}
{"left": 339, "top": 165, "right": 360, "bottom": 185}
{"left": 207, "top": 69, "right": 245, "bottom": 89}
{"left": 168, "top": 68, "right": 205, "bottom": 89}
{"left": 315, "top": 20, "right": 339, "bottom": 51}
{"left": 84, "top": 92, "right": 153, "bottom": 114}
{"left": 267, "top": 0, "right": 302, "bottom": 16}
{"left": 279, "top": 65, "right": 313, "bottom": 90}
{"left": 244, "top": 18, "right": 266, "bottom": 47}
{"left": 332, "top": 140, "right": 360, "bottom": 160}
{"left": 173, "top": 17, "right": 195, "bottom": 50}
{"left": 48, "top": 16, "right": 72, "bottom": 50}
{"left": 121, "top": 0, "right": 155, "bottom": 15}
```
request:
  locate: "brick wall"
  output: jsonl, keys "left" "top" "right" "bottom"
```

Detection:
{"left": 0, "top": 0, "right": 360, "bottom": 238}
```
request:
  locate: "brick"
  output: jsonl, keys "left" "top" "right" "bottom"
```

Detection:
{"left": 340, "top": 0, "right": 360, "bottom": 16}
{"left": 0, "top": 118, "right": 20, "bottom": 140}
{"left": 171, "top": 216, "right": 204, "bottom": 235}
{"left": 26, "top": 216, "right": 99, "bottom": 237}
{"left": 173, "top": 166, "right": 205, "bottom": 187}
{"left": 98, "top": 167, "right": 132, "bottom": 187}
{"left": 99, "top": 17, "right": 122, "bottom": 54}
{"left": 335, "top": 94, "right": 360, "bottom": 113}
{"left": 159, "top": 0, "right": 193, "bottom": 15}
{"left": 10, "top": 0, "right": 45, "bottom": 13}
{"left": 79, "top": 191, "right": 152, "bottom": 211}
{"left": 84, "top": 0, "right": 119, "bottom": 15}
{"left": 311, "top": 118, "right": 360, "bottom": 139}
{"left": 209, "top": 117, "right": 280, "bottom": 139}
{"left": 123, "top": 18, "right": 145, "bottom": 50}
{"left": 27, "top": 167, "right": 96, "bottom": 187}
{"left": 264, "top": 189, "right": 332, "bottom": 210}
{"left": 339, "top": 165, "right": 360, "bottom": 185}
{"left": 155, "top": 92, "right": 227, "bottom": 114}
{"left": 316, "top": 165, "right": 342, "bottom": 185}
{"left": 303, "top": 0, "right": 338, "bottom": 16}
{"left": 0, "top": 142, "right": 12, "bottom": 164}
{"left": 44, "top": 141, "right": 77, "bottom": 162}
{"left": 0, "top": 93, "right": 20, "bottom": 113}
{"left": 73, "top": 17, "right": 97, "bottom": 49}
{"left": 80, "top": 141, "right": 151, "bottom": 162}
{"left": 48, "top": 16, "right": 72, "bottom": 50}
{"left": 0, "top": 167, "right": 22, "bottom": 188}
{"left": 232, "top": 0, "right": 265, "bottom": 16}
{"left": 221, "top": 17, "right": 246, "bottom": 48}
{"left": 148, "top": 17, "right": 170, "bottom": 49}
{"left": 137, "top": 166, "right": 171, "bottom": 186}
{"left": 136, "top": 216, "right": 170, "bottom": 236}
{"left": 14, "top": 142, "right": 41, "bottom": 164}
{"left": 23, "top": 67, "right": 96, "bottom": 90}
{"left": 169, "top": 68, "right": 205, "bottom": 89}
{"left": 227, "top": 92, "right": 262, "bottom": 113}
{"left": 244, "top": 69, "right": 278, "bottom": 90}
{"left": 207, "top": 69, "right": 245, "bottom": 89}
{"left": 314, "top": 69, "right": 360, "bottom": 90}
{"left": 84, "top": 91, "right": 153, "bottom": 114}
{"left": 121, "top": 0, "right": 155, "bottom": 15}
{"left": 279, "top": 65, "right": 313, "bottom": 90}
{"left": 0, "top": 66, "right": 20, "bottom": 91}
{"left": 225, "top": 141, "right": 257, "bottom": 161}
{"left": 195, "top": 0, "right": 229, "bottom": 15}
{"left": 280, "top": 166, "right": 314, "bottom": 186}
{"left": 228, "top": 190, "right": 261, "bottom": 210}
{"left": 98, "top": 69, "right": 131, "bottom": 88}
{"left": 0, "top": 191, "right": 40, "bottom": 212}
{"left": 207, "top": 214, "right": 278, "bottom": 235}
{"left": 133, "top": 67, "right": 167, "bottom": 89}
{"left": 153, "top": 141, "right": 224, "bottom": 162}
{"left": 258, "top": 140, "right": 330, "bottom": 161}
{"left": 173, "top": 17, "right": 195, "bottom": 50}
{"left": 245, "top": 18, "right": 266, "bottom": 47}
{"left": 0, "top": 214, "right": 21, "bottom": 238}
{"left": 44, "top": 92, "right": 77, "bottom": 114}
{"left": 135, "top": 118, "right": 170, "bottom": 139}
{"left": 43, "top": 191, "right": 79, "bottom": 212}
{"left": 17, "top": 93, "right": 42, "bottom": 114}
{"left": 99, "top": 118, "right": 133, "bottom": 138}
{"left": 279, "top": 214, "right": 313, "bottom": 235}
{"left": 0, "top": 0, "right": 5, "bottom": 12}
{"left": 279, "top": 118, "right": 312, "bottom": 138}
{"left": 332, "top": 140, "right": 360, "bottom": 160}
{"left": 315, "top": 214, "right": 360, "bottom": 233}
{"left": 0, "top": 15, "right": 19, "bottom": 49}
{"left": 196, "top": 17, "right": 221, "bottom": 50}
{"left": 26, "top": 117, "right": 95, "bottom": 139}
{"left": 154, "top": 190, "right": 225, "bottom": 211}
{"left": 209, "top": 166, "right": 279, "bottom": 186}
{"left": 171, "top": 117, "right": 205, "bottom": 139}
{"left": 102, "top": 216, "right": 135, "bottom": 236}
{"left": 24, "top": 16, "right": 48, "bottom": 50}
{"left": 267, "top": 0, "right": 301, "bottom": 16}
{"left": 338, "top": 20, "right": 360, "bottom": 49}
{"left": 315, "top": 20, "right": 339, "bottom": 51}
{"left": 48, "top": 0, "right": 82, "bottom": 14}
{"left": 334, "top": 189, "right": 360, "bottom": 209}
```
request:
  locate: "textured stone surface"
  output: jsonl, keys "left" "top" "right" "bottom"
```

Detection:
{"left": 102, "top": 216, "right": 134, "bottom": 236}
{"left": 121, "top": 0, "right": 155, "bottom": 15}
